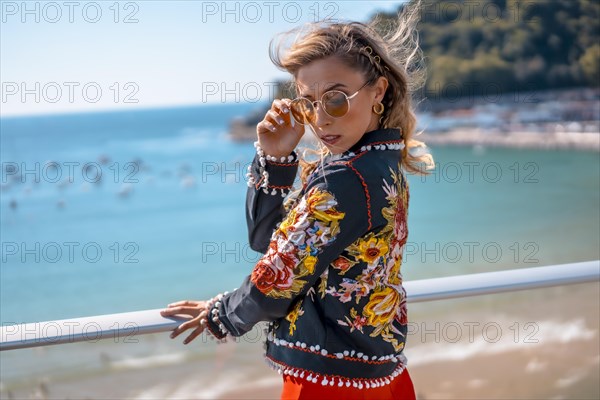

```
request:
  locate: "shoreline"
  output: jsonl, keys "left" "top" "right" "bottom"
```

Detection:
{"left": 229, "top": 87, "right": 600, "bottom": 152}
{"left": 418, "top": 128, "right": 600, "bottom": 152}
{"left": 230, "top": 123, "right": 600, "bottom": 152}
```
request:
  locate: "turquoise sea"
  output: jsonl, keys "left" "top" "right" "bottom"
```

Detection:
{"left": 1, "top": 103, "right": 599, "bottom": 324}
{"left": 0, "top": 104, "right": 599, "bottom": 389}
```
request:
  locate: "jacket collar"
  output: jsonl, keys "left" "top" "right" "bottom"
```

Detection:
{"left": 345, "top": 127, "right": 403, "bottom": 155}
{"left": 320, "top": 128, "right": 403, "bottom": 164}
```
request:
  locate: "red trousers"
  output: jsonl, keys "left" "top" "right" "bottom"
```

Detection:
{"left": 280, "top": 368, "right": 416, "bottom": 400}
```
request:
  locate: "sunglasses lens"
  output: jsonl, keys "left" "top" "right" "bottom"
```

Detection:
{"left": 323, "top": 91, "right": 349, "bottom": 117}
{"left": 290, "top": 98, "right": 314, "bottom": 124}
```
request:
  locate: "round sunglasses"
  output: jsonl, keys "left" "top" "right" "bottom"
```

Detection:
{"left": 290, "top": 81, "right": 370, "bottom": 125}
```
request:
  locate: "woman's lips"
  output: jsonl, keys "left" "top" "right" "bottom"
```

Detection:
{"left": 320, "top": 135, "right": 340, "bottom": 145}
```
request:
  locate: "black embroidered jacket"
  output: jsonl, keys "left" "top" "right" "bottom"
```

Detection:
{"left": 208, "top": 128, "right": 411, "bottom": 389}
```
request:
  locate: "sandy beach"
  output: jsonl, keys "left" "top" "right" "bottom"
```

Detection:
{"left": 417, "top": 128, "right": 600, "bottom": 152}
{"left": 2, "top": 280, "right": 598, "bottom": 400}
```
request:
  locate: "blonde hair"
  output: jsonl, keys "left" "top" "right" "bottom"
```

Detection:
{"left": 269, "top": 1, "right": 434, "bottom": 187}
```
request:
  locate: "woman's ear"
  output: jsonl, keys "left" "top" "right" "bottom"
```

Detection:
{"left": 375, "top": 76, "right": 389, "bottom": 102}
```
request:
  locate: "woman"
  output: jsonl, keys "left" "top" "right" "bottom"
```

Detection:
{"left": 161, "top": 5, "right": 434, "bottom": 399}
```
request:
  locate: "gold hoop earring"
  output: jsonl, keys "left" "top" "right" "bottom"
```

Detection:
{"left": 372, "top": 102, "right": 384, "bottom": 115}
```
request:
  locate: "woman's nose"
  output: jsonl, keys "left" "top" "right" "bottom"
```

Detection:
{"left": 313, "top": 102, "right": 331, "bottom": 127}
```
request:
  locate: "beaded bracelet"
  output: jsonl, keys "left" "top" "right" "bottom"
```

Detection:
{"left": 200, "top": 291, "right": 230, "bottom": 343}
{"left": 246, "top": 141, "right": 298, "bottom": 197}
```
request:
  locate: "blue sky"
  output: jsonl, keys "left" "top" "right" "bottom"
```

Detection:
{"left": 1, "top": 1, "right": 407, "bottom": 116}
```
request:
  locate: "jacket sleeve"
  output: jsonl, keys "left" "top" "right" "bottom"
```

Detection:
{"left": 212, "top": 166, "right": 371, "bottom": 337}
{"left": 246, "top": 152, "right": 299, "bottom": 254}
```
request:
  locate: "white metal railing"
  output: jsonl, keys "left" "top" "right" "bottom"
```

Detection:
{"left": 1, "top": 260, "right": 598, "bottom": 351}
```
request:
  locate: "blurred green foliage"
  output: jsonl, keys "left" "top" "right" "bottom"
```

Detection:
{"left": 377, "top": 0, "right": 600, "bottom": 97}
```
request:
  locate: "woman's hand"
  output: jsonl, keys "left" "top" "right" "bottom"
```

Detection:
{"left": 256, "top": 98, "right": 305, "bottom": 158}
{"left": 160, "top": 300, "right": 208, "bottom": 345}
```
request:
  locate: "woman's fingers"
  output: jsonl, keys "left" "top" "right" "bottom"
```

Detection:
{"left": 260, "top": 99, "right": 292, "bottom": 133}
{"left": 167, "top": 300, "right": 197, "bottom": 307}
{"left": 183, "top": 325, "right": 205, "bottom": 345}
{"left": 257, "top": 119, "right": 278, "bottom": 133}
{"left": 256, "top": 98, "right": 303, "bottom": 156}
{"left": 161, "top": 300, "right": 209, "bottom": 344}
{"left": 160, "top": 306, "right": 199, "bottom": 317}
{"left": 170, "top": 317, "right": 200, "bottom": 340}
{"left": 273, "top": 99, "right": 290, "bottom": 120}
{"left": 278, "top": 98, "right": 303, "bottom": 134}
{"left": 273, "top": 99, "right": 293, "bottom": 127}
{"left": 267, "top": 109, "right": 285, "bottom": 126}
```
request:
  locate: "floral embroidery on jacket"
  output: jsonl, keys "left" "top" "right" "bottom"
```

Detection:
{"left": 250, "top": 186, "right": 345, "bottom": 299}
{"left": 339, "top": 307, "right": 368, "bottom": 333}
{"left": 352, "top": 236, "right": 390, "bottom": 264}
{"left": 285, "top": 300, "right": 304, "bottom": 335}
{"left": 332, "top": 165, "right": 410, "bottom": 352}
{"left": 330, "top": 254, "right": 353, "bottom": 271}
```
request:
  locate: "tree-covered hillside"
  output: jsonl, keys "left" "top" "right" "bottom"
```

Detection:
{"left": 377, "top": 0, "right": 599, "bottom": 97}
